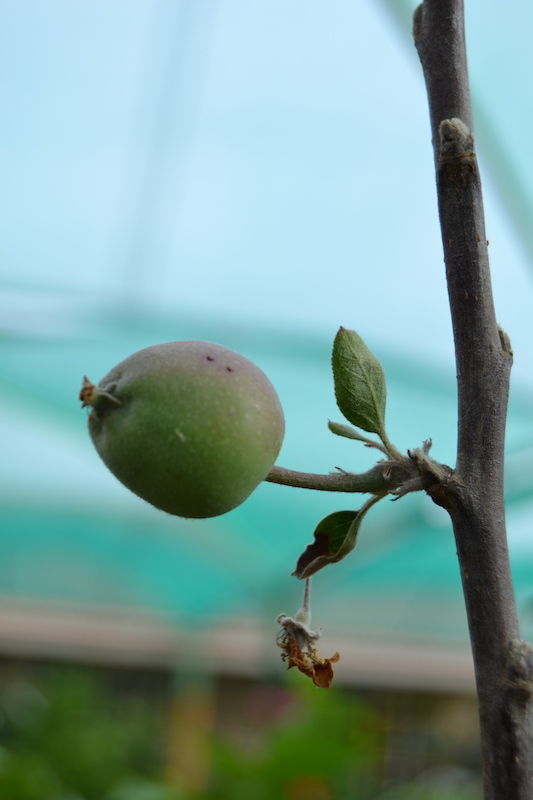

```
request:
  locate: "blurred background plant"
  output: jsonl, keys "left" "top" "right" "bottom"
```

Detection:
{"left": 0, "top": 667, "right": 174, "bottom": 800}
{"left": 0, "top": 662, "right": 482, "bottom": 800}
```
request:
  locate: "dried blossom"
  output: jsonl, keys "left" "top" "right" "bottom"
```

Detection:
{"left": 276, "top": 579, "right": 339, "bottom": 688}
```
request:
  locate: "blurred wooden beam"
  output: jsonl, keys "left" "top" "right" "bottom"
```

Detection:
{"left": 0, "top": 596, "right": 474, "bottom": 692}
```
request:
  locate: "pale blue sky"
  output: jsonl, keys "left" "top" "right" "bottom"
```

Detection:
{"left": 2, "top": 0, "right": 533, "bottom": 389}
{"left": 2, "top": 2, "right": 533, "bottom": 649}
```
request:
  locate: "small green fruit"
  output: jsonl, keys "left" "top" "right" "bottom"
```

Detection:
{"left": 80, "top": 341, "right": 285, "bottom": 518}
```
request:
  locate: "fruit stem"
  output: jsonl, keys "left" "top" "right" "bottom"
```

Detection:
{"left": 265, "top": 462, "right": 411, "bottom": 494}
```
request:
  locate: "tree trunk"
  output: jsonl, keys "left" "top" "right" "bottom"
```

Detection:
{"left": 413, "top": 2, "right": 533, "bottom": 797}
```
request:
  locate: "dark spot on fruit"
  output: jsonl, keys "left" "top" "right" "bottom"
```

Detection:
{"left": 206, "top": 355, "right": 215, "bottom": 361}
{"left": 226, "top": 366, "right": 234, "bottom": 372}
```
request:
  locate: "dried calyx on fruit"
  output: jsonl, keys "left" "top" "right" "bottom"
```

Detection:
{"left": 80, "top": 340, "right": 285, "bottom": 518}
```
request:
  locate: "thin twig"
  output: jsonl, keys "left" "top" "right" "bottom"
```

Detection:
{"left": 265, "top": 462, "right": 411, "bottom": 494}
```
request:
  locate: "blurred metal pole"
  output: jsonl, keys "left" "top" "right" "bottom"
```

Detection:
{"left": 119, "top": 0, "right": 219, "bottom": 312}
{"left": 164, "top": 668, "right": 216, "bottom": 794}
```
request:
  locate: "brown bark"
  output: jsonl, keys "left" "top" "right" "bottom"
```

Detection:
{"left": 413, "top": 2, "right": 533, "bottom": 797}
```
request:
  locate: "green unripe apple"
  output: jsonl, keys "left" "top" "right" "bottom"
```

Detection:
{"left": 80, "top": 341, "right": 285, "bottom": 518}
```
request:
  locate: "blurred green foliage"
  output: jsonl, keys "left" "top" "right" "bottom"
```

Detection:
{"left": 0, "top": 668, "right": 181, "bottom": 800}
{"left": 205, "top": 680, "right": 481, "bottom": 800}
{"left": 0, "top": 665, "right": 481, "bottom": 800}
{"left": 207, "top": 681, "right": 382, "bottom": 800}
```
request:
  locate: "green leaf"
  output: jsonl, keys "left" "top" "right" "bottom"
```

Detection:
{"left": 331, "top": 327, "right": 386, "bottom": 435}
{"left": 292, "top": 509, "right": 364, "bottom": 579}
{"left": 327, "top": 420, "right": 371, "bottom": 442}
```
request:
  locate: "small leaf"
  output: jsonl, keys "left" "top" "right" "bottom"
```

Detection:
{"left": 293, "top": 509, "right": 364, "bottom": 579}
{"left": 332, "top": 327, "right": 386, "bottom": 435}
{"left": 328, "top": 420, "right": 370, "bottom": 442}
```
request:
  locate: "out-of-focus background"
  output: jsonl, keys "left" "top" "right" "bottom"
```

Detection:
{"left": 2, "top": 1, "right": 533, "bottom": 798}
